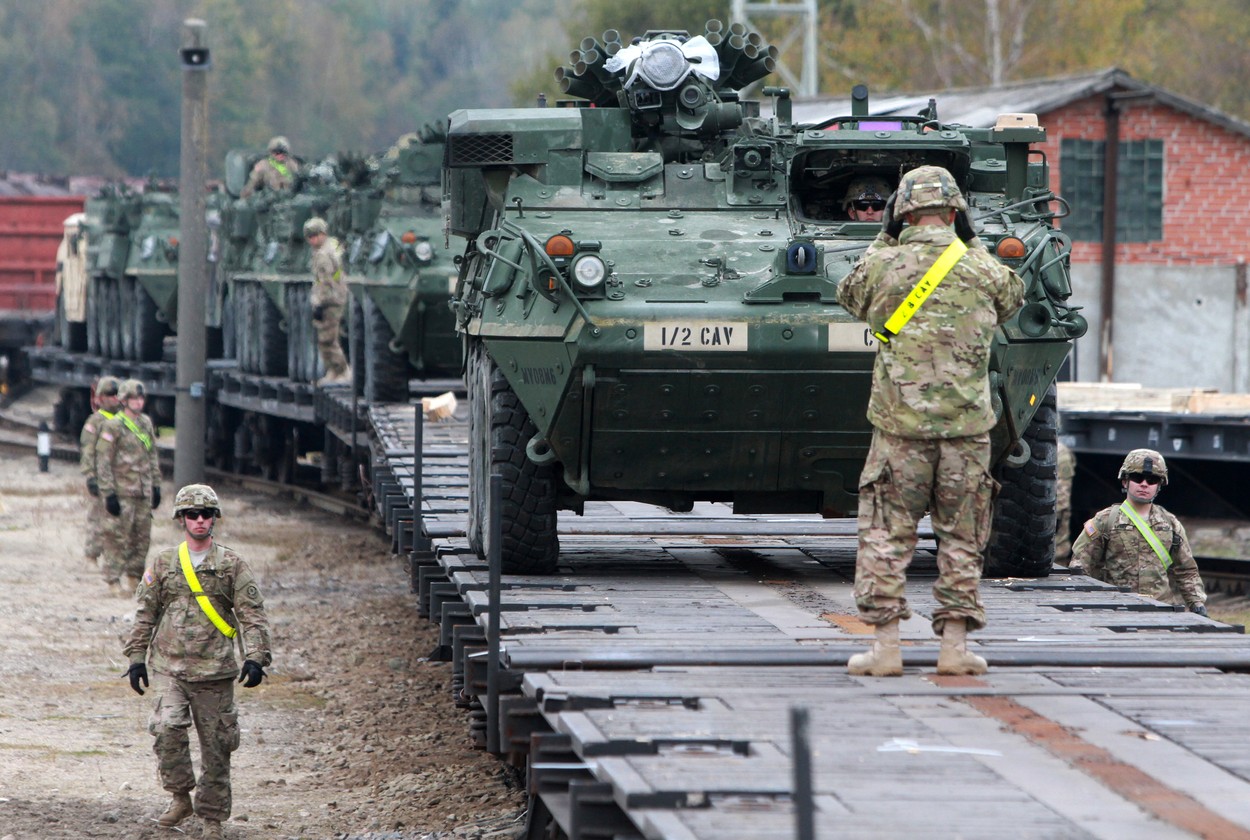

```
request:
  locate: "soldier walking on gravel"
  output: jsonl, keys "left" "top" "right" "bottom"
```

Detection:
{"left": 123, "top": 484, "right": 272, "bottom": 840}
{"left": 838, "top": 165, "right": 1024, "bottom": 677}
{"left": 305, "top": 216, "right": 350, "bottom": 385}
{"left": 1070, "top": 449, "right": 1207, "bottom": 615}
{"left": 79, "top": 375, "right": 120, "bottom": 567}
{"left": 97, "top": 379, "right": 161, "bottom": 595}
{"left": 241, "top": 135, "right": 299, "bottom": 197}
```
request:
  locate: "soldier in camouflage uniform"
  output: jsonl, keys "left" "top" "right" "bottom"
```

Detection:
{"left": 123, "top": 484, "right": 271, "bottom": 840}
{"left": 1054, "top": 440, "right": 1076, "bottom": 564}
{"left": 305, "top": 216, "right": 350, "bottom": 385}
{"left": 1070, "top": 449, "right": 1207, "bottom": 614}
{"left": 80, "top": 375, "right": 121, "bottom": 566}
{"left": 838, "top": 165, "right": 1024, "bottom": 676}
{"left": 240, "top": 135, "right": 299, "bottom": 197}
{"left": 97, "top": 379, "right": 161, "bottom": 594}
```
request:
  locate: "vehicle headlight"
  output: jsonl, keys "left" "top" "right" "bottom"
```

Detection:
{"left": 571, "top": 254, "right": 607, "bottom": 289}
{"left": 414, "top": 240, "right": 434, "bottom": 262}
{"left": 140, "top": 235, "right": 157, "bottom": 261}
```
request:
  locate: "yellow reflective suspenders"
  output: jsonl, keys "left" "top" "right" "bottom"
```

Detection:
{"left": 119, "top": 413, "right": 153, "bottom": 450}
{"left": 178, "top": 542, "right": 238, "bottom": 638}
{"left": 1118, "top": 501, "right": 1173, "bottom": 571}
{"left": 873, "top": 238, "right": 969, "bottom": 344}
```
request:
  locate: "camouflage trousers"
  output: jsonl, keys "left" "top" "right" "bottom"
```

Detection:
{"left": 101, "top": 495, "right": 152, "bottom": 582}
{"left": 315, "top": 304, "right": 348, "bottom": 378}
{"left": 149, "top": 674, "right": 240, "bottom": 823}
{"left": 1055, "top": 501, "right": 1072, "bottom": 564}
{"left": 854, "top": 429, "right": 995, "bottom": 634}
{"left": 84, "top": 487, "right": 107, "bottom": 560}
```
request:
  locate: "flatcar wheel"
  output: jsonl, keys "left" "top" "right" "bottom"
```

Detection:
{"left": 984, "top": 384, "right": 1059, "bottom": 578}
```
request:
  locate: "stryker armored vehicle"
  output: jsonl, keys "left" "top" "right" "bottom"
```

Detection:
{"left": 455, "top": 20, "right": 1083, "bottom": 576}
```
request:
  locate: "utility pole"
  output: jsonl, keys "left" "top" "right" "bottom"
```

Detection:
{"left": 731, "top": 0, "right": 819, "bottom": 97}
{"left": 174, "top": 19, "right": 210, "bottom": 488}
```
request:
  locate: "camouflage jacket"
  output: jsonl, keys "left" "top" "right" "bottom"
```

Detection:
{"left": 78, "top": 408, "right": 115, "bottom": 478}
{"left": 97, "top": 411, "right": 159, "bottom": 498}
{"left": 1056, "top": 441, "right": 1076, "bottom": 512}
{"left": 242, "top": 155, "right": 299, "bottom": 197}
{"left": 310, "top": 236, "right": 347, "bottom": 308}
{"left": 1070, "top": 502, "right": 1206, "bottom": 608}
{"left": 125, "top": 542, "right": 272, "bottom": 681}
{"left": 839, "top": 226, "right": 1024, "bottom": 438}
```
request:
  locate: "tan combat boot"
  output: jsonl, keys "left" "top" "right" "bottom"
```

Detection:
{"left": 158, "top": 792, "right": 194, "bottom": 827}
{"left": 847, "top": 618, "right": 903, "bottom": 676}
{"left": 202, "top": 818, "right": 225, "bottom": 839}
{"left": 936, "top": 618, "right": 988, "bottom": 675}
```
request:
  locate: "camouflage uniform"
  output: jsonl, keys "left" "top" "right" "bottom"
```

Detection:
{"left": 124, "top": 540, "right": 271, "bottom": 825}
{"left": 1070, "top": 503, "right": 1206, "bottom": 608}
{"left": 1054, "top": 440, "right": 1076, "bottom": 563}
{"left": 307, "top": 218, "right": 349, "bottom": 380}
{"left": 839, "top": 200, "right": 1023, "bottom": 633}
{"left": 241, "top": 136, "right": 298, "bottom": 197}
{"left": 97, "top": 409, "right": 160, "bottom": 583}
{"left": 79, "top": 378, "right": 119, "bottom": 561}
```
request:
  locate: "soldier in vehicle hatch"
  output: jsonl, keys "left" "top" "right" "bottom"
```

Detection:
{"left": 842, "top": 175, "right": 891, "bottom": 222}
{"left": 97, "top": 379, "right": 161, "bottom": 595}
{"left": 80, "top": 375, "right": 121, "bottom": 567}
{"left": 124, "top": 484, "right": 271, "bottom": 840}
{"left": 1069, "top": 448, "right": 1207, "bottom": 615}
{"left": 838, "top": 165, "right": 1024, "bottom": 677}
{"left": 241, "top": 135, "right": 299, "bottom": 197}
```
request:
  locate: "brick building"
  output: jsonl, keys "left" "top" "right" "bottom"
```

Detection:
{"left": 791, "top": 69, "right": 1250, "bottom": 391}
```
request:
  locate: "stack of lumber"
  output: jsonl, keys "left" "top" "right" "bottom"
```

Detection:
{"left": 1058, "top": 382, "right": 1250, "bottom": 415}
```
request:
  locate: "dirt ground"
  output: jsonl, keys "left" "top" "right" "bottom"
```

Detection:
{"left": 0, "top": 449, "right": 525, "bottom": 840}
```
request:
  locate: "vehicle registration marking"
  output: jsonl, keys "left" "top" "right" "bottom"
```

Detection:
{"left": 644, "top": 322, "right": 748, "bottom": 351}
{"left": 828, "top": 322, "right": 878, "bottom": 352}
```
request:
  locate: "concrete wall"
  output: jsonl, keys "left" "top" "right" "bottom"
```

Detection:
{"left": 1069, "top": 263, "right": 1250, "bottom": 390}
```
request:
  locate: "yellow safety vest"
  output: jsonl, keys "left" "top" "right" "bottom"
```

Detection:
{"left": 179, "top": 542, "right": 238, "bottom": 639}
{"left": 873, "top": 238, "right": 968, "bottom": 344}
{"left": 1118, "top": 501, "right": 1172, "bottom": 571}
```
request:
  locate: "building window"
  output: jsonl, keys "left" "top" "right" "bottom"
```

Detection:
{"left": 1060, "top": 139, "right": 1163, "bottom": 242}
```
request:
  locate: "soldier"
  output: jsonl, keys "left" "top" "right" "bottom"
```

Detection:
{"left": 240, "top": 135, "right": 299, "bottom": 197}
{"left": 80, "top": 375, "right": 121, "bottom": 566}
{"left": 305, "top": 216, "right": 350, "bottom": 385}
{"left": 842, "top": 175, "right": 891, "bottom": 222}
{"left": 123, "top": 484, "right": 271, "bottom": 840}
{"left": 1054, "top": 439, "right": 1076, "bottom": 564}
{"left": 838, "top": 165, "right": 1024, "bottom": 676}
{"left": 97, "top": 379, "right": 161, "bottom": 594}
{"left": 1070, "top": 449, "right": 1207, "bottom": 614}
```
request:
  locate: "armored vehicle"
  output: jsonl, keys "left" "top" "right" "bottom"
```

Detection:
{"left": 450, "top": 21, "right": 1083, "bottom": 576}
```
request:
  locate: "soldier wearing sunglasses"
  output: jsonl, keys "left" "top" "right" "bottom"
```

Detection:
{"left": 123, "top": 484, "right": 272, "bottom": 840}
{"left": 1070, "top": 448, "right": 1207, "bottom": 615}
{"left": 842, "top": 175, "right": 892, "bottom": 222}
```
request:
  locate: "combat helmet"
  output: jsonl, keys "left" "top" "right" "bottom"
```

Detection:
{"left": 172, "top": 483, "right": 221, "bottom": 519}
{"left": 303, "top": 217, "right": 328, "bottom": 238}
{"left": 842, "top": 176, "right": 891, "bottom": 211}
{"left": 118, "top": 379, "right": 146, "bottom": 400}
{"left": 1118, "top": 448, "right": 1168, "bottom": 486}
{"left": 95, "top": 375, "right": 121, "bottom": 398}
{"left": 268, "top": 135, "right": 291, "bottom": 154}
{"left": 893, "top": 165, "right": 968, "bottom": 220}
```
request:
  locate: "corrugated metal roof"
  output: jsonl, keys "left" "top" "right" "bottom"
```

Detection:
{"left": 786, "top": 68, "right": 1250, "bottom": 140}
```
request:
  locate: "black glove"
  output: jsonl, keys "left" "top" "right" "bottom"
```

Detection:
{"left": 126, "top": 662, "right": 149, "bottom": 695}
{"left": 87, "top": 478, "right": 99, "bottom": 497}
{"left": 312, "top": 304, "right": 325, "bottom": 322}
{"left": 954, "top": 209, "right": 977, "bottom": 243}
{"left": 238, "top": 660, "right": 266, "bottom": 688}
{"left": 1190, "top": 603, "right": 1209, "bottom": 617}
{"left": 152, "top": 486, "right": 161, "bottom": 508}
{"left": 882, "top": 192, "right": 904, "bottom": 239}
{"left": 105, "top": 494, "right": 121, "bottom": 516}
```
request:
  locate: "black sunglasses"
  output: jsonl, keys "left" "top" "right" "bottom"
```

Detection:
{"left": 1126, "top": 473, "right": 1161, "bottom": 486}
{"left": 853, "top": 199, "right": 886, "bottom": 211}
{"left": 183, "top": 508, "right": 218, "bottom": 520}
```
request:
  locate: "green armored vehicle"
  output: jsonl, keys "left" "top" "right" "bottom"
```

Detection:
{"left": 446, "top": 22, "right": 1085, "bottom": 576}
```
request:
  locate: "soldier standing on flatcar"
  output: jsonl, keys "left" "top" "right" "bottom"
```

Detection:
{"left": 1070, "top": 448, "right": 1207, "bottom": 615}
{"left": 305, "top": 216, "right": 350, "bottom": 385}
{"left": 80, "top": 375, "right": 121, "bottom": 566}
{"left": 97, "top": 379, "right": 161, "bottom": 595}
{"left": 124, "top": 484, "right": 271, "bottom": 840}
{"left": 1054, "top": 439, "right": 1076, "bottom": 564}
{"left": 838, "top": 165, "right": 1024, "bottom": 676}
{"left": 241, "top": 135, "right": 299, "bottom": 197}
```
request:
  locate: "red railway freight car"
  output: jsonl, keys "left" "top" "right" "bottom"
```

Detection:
{"left": 0, "top": 195, "right": 85, "bottom": 392}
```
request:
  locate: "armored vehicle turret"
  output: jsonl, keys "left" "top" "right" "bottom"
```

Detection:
{"left": 446, "top": 21, "right": 1084, "bottom": 576}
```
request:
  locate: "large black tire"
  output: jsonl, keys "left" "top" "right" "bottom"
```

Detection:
{"left": 118, "top": 276, "right": 137, "bottom": 360}
{"left": 86, "top": 280, "right": 100, "bottom": 356}
{"left": 349, "top": 296, "right": 365, "bottom": 395}
{"left": 983, "top": 384, "right": 1059, "bottom": 578}
{"left": 220, "top": 288, "right": 237, "bottom": 361}
{"left": 286, "top": 285, "right": 315, "bottom": 383}
{"left": 362, "top": 294, "right": 408, "bottom": 403}
{"left": 134, "top": 281, "right": 166, "bottom": 362}
{"left": 257, "top": 286, "right": 287, "bottom": 377}
{"left": 466, "top": 342, "right": 560, "bottom": 574}
{"left": 56, "top": 296, "right": 88, "bottom": 352}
